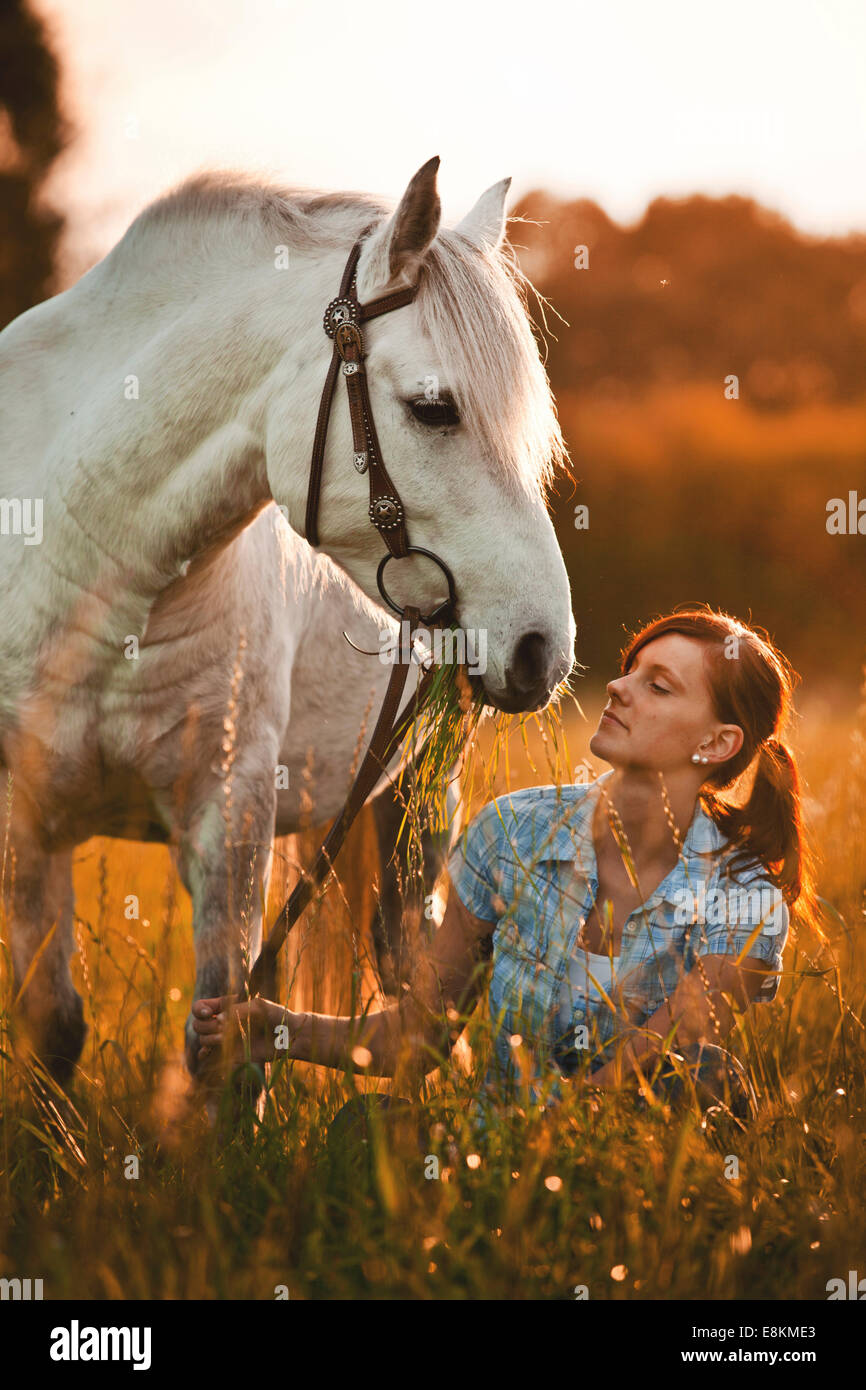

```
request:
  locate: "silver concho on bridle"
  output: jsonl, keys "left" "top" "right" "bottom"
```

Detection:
{"left": 369, "top": 496, "right": 404, "bottom": 529}
{"left": 323, "top": 296, "right": 358, "bottom": 337}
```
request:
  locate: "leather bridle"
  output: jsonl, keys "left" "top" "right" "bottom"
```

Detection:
{"left": 246, "top": 231, "right": 460, "bottom": 1000}
{"left": 305, "top": 226, "right": 458, "bottom": 627}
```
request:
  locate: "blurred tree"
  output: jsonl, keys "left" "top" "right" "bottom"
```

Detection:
{"left": 512, "top": 189, "right": 866, "bottom": 408}
{"left": 0, "top": 0, "right": 71, "bottom": 327}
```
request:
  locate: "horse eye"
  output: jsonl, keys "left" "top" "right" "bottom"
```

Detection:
{"left": 408, "top": 396, "right": 460, "bottom": 428}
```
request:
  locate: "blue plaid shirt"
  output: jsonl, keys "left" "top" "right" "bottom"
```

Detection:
{"left": 446, "top": 772, "right": 788, "bottom": 1090}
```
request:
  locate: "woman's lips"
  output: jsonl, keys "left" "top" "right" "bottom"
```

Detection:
{"left": 601, "top": 708, "right": 627, "bottom": 729}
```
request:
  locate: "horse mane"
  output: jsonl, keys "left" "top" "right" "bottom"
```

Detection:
{"left": 125, "top": 170, "right": 571, "bottom": 497}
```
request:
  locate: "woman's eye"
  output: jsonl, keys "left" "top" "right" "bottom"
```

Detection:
{"left": 408, "top": 397, "right": 460, "bottom": 428}
{"left": 650, "top": 681, "right": 671, "bottom": 694}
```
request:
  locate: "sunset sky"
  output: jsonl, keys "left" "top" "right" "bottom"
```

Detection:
{"left": 36, "top": 0, "right": 866, "bottom": 277}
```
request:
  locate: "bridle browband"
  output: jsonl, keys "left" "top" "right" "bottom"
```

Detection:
{"left": 245, "top": 232, "right": 460, "bottom": 1001}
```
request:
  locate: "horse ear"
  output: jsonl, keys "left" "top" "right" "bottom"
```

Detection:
{"left": 454, "top": 177, "right": 512, "bottom": 253}
{"left": 355, "top": 156, "right": 441, "bottom": 300}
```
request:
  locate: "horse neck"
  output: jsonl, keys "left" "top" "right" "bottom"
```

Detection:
{"left": 37, "top": 235, "right": 340, "bottom": 636}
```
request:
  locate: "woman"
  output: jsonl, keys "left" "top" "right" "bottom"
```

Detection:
{"left": 191, "top": 607, "right": 813, "bottom": 1117}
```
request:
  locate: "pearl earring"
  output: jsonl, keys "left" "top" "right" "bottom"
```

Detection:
{"left": 691, "top": 753, "right": 701, "bottom": 763}
{"left": 701, "top": 756, "right": 708, "bottom": 764}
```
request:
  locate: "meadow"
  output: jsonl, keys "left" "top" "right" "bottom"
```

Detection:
{"left": 1, "top": 671, "right": 863, "bottom": 1302}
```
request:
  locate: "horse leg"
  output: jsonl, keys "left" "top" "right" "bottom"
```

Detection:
{"left": 4, "top": 821, "right": 84, "bottom": 1083}
{"left": 176, "top": 773, "right": 276, "bottom": 1081}
{"left": 370, "top": 762, "right": 464, "bottom": 997}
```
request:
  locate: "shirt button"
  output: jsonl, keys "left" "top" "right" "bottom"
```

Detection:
{"left": 626, "top": 921, "right": 637, "bottom": 933}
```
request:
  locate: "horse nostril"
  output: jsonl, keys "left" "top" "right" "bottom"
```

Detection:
{"left": 505, "top": 630, "right": 550, "bottom": 697}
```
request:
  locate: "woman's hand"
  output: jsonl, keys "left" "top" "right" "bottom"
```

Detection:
{"left": 191, "top": 995, "right": 302, "bottom": 1068}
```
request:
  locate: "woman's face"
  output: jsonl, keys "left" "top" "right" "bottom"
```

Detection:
{"left": 588, "top": 632, "right": 742, "bottom": 774}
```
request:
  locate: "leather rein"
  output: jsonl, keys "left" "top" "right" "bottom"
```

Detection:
{"left": 247, "top": 229, "right": 458, "bottom": 999}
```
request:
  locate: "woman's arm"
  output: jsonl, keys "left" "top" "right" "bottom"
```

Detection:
{"left": 587, "top": 952, "right": 773, "bottom": 1089}
{"left": 192, "top": 873, "right": 496, "bottom": 1078}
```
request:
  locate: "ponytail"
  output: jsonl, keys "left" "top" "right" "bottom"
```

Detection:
{"left": 703, "top": 737, "right": 814, "bottom": 910}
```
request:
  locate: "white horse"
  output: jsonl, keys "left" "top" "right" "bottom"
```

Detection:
{"left": 0, "top": 156, "right": 575, "bottom": 1080}
{"left": 2, "top": 493, "right": 455, "bottom": 1077}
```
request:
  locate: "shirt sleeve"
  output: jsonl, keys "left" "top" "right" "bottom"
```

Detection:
{"left": 691, "top": 868, "right": 789, "bottom": 1003}
{"left": 446, "top": 800, "right": 505, "bottom": 923}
